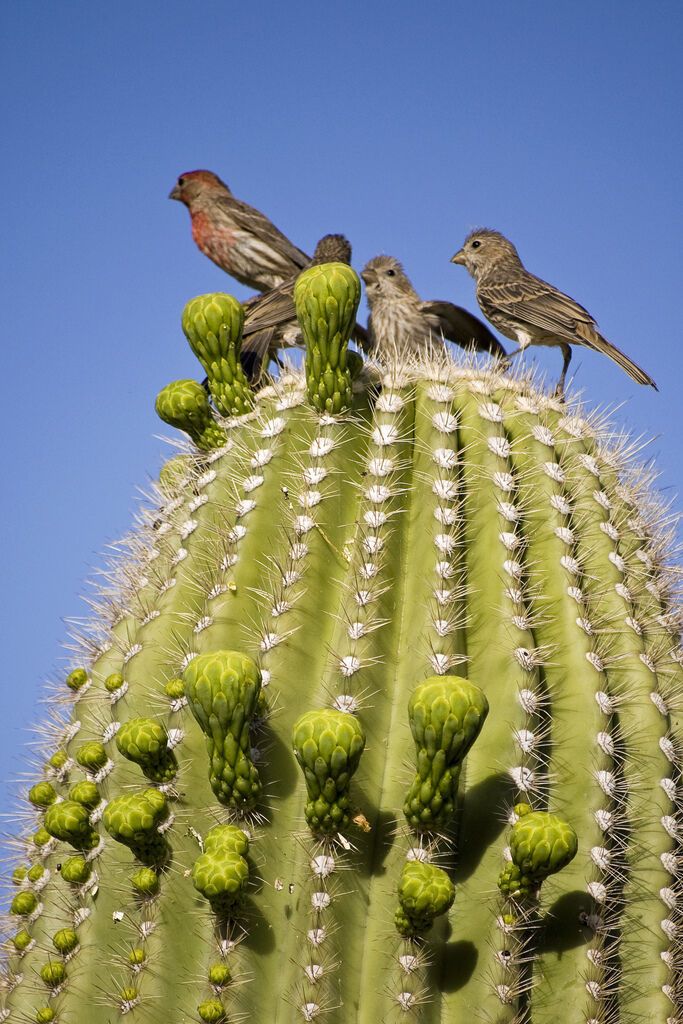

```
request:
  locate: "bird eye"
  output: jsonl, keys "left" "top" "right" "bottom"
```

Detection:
{"left": 177, "top": 176, "right": 186, "bottom": 187}
{"left": 385, "top": 269, "right": 396, "bottom": 277}
{"left": 471, "top": 240, "right": 481, "bottom": 249}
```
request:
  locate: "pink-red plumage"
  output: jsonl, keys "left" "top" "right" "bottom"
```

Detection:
{"left": 170, "top": 170, "right": 309, "bottom": 292}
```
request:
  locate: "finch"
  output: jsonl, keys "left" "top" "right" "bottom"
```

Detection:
{"left": 239, "top": 234, "right": 367, "bottom": 383}
{"left": 360, "top": 256, "right": 506, "bottom": 360}
{"left": 451, "top": 229, "right": 657, "bottom": 395}
{"left": 169, "top": 170, "right": 309, "bottom": 292}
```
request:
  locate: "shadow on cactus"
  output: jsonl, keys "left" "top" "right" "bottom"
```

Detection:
{"left": 3, "top": 263, "right": 682, "bottom": 1024}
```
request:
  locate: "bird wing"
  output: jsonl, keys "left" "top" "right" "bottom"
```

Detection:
{"left": 420, "top": 301, "right": 507, "bottom": 357}
{"left": 240, "top": 327, "right": 277, "bottom": 384}
{"left": 215, "top": 194, "right": 309, "bottom": 272}
{"left": 242, "top": 284, "right": 296, "bottom": 336}
{"left": 478, "top": 274, "right": 595, "bottom": 340}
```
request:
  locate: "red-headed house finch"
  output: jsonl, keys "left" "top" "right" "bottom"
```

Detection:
{"left": 169, "top": 170, "right": 309, "bottom": 292}
{"left": 361, "top": 256, "right": 506, "bottom": 361}
{"left": 451, "top": 229, "right": 657, "bottom": 395}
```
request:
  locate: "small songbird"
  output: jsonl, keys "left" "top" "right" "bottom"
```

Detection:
{"left": 451, "top": 229, "right": 657, "bottom": 395}
{"left": 240, "top": 234, "right": 368, "bottom": 383}
{"left": 169, "top": 170, "right": 309, "bottom": 292}
{"left": 360, "top": 256, "right": 506, "bottom": 361}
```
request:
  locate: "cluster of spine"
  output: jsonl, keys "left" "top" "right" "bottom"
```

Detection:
{"left": 2, "top": 265, "right": 681, "bottom": 1024}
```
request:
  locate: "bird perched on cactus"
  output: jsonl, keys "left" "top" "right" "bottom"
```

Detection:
{"left": 169, "top": 170, "right": 309, "bottom": 291}
{"left": 240, "top": 233, "right": 368, "bottom": 382}
{"left": 451, "top": 228, "right": 657, "bottom": 395}
{"left": 361, "top": 255, "right": 506, "bottom": 360}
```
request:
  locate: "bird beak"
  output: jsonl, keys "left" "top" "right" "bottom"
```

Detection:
{"left": 360, "top": 272, "right": 373, "bottom": 286}
{"left": 450, "top": 249, "right": 466, "bottom": 266}
{"left": 169, "top": 185, "right": 181, "bottom": 201}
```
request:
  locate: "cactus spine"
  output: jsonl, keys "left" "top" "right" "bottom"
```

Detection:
{"left": 2, "top": 271, "right": 682, "bottom": 1024}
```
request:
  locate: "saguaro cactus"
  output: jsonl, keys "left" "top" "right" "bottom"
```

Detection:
{"left": 2, "top": 272, "right": 682, "bottom": 1024}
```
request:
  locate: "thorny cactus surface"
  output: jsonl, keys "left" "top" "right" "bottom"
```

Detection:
{"left": 2, "top": 271, "right": 683, "bottom": 1024}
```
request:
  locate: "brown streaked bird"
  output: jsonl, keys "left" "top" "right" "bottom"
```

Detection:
{"left": 239, "top": 234, "right": 368, "bottom": 383}
{"left": 169, "top": 170, "right": 309, "bottom": 292}
{"left": 360, "top": 256, "right": 506, "bottom": 361}
{"left": 451, "top": 228, "right": 657, "bottom": 395}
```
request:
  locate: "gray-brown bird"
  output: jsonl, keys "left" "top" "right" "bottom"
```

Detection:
{"left": 240, "top": 234, "right": 368, "bottom": 383}
{"left": 361, "top": 256, "right": 506, "bottom": 362}
{"left": 169, "top": 170, "right": 309, "bottom": 292}
{"left": 451, "top": 229, "right": 657, "bottom": 395}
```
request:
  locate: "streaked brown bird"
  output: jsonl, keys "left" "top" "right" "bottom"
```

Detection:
{"left": 361, "top": 256, "right": 506, "bottom": 361}
{"left": 169, "top": 170, "right": 309, "bottom": 292}
{"left": 451, "top": 228, "right": 657, "bottom": 395}
{"left": 240, "top": 234, "right": 368, "bottom": 383}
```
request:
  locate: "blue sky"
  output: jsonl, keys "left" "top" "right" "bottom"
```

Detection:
{"left": 1, "top": 1, "right": 681, "bottom": 804}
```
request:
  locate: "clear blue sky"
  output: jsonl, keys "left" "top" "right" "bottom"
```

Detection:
{"left": 1, "top": 1, "right": 681, "bottom": 803}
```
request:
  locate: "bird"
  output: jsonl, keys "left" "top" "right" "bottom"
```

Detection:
{"left": 451, "top": 228, "right": 657, "bottom": 395}
{"left": 360, "top": 255, "right": 506, "bottom": 361}
{"left": 239, "top": 233, "right": 368, "bottom": 382}
{"left": 169, "top": 170, "right": 309, "bottom": 292}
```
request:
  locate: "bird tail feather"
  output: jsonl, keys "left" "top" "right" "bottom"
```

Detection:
{"left": 578, "top": 325, "right": 658, "bottom": 390}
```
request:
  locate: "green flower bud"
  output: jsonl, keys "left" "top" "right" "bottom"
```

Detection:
{"left": 27, "top": 864, "right": 46, "bottom": 884}
{"left": 155, "top": 379, "right": 228, "bottom": 452}
{"left": 60, "top": 856, "right": 91, "bottom": 885}
{"left": 66, "top": 667, "right": 88, "bottom": 691}
{"left": 11, "top": 890, "right": 38, "bottom": 916}
{"left": 48, "top": 750, "right": 68, "bottom": 772}
{"left": 12, "top": 928, "right": 33, "bottom": 951}
{"left": 292, "top": 708, "right": 366, "bottom": 835}
{"left": 28, "top": 781, "right": 58, "bottom": 808}
{"left": 103, "top": 789, "right": 169, "bottom": 864}
{"left": 183, "top": 651, "right": 262, "bottom": 811}
{"left": 164, "top": 677, "right": 185, "bottom": 700}
{"left": 40, "top": 960, "right": 66, "bottom": 987}
{"left": 197, "top": 998, "right": 228, "bottom": 1023}
{"left": 128, "top": 947, "right": 146, "bottom": 967}
{"left": 208, "top": 962, "right": 231, "bottom": 987}
{"left": 182, "top": 293, "right": 253, "bottom": 417}
{"left": 75, "top": 741, "right": 108, "bottom": 773}
{"left": 395, "top": 860, "right": 455, "bottom": 937}
{"left": 204, "top": 824, "right": 249, "bottom": 857}
{"left": 32, "top": 827, "right": 52, "bottom": 848}
{"left": 12, "top": 865, "right": 28, "bottom": 885}
{"left": 44, "top": 800, "right": 98, "bottom": 851}
{"left": 35, "top": 1009, "right": 55, "bottom": 1023}
{"left": 69, "top": 780, "right": 100, "bottom": 808}
{"left": 119, "top": 986, "right": 139, "bottom": 1006}
{"left": 403, "top": 676, "right": 489, "bottom": 831}
{"left": 104, "top": 671, "right": 125, "bottom": 693}
{"left": 52, "top": 928, "right": 79, "bottom": 955}
{"left": 192, "top": 848, "right": 250, "bottom": 915}
{"left": 130, "top": 866, "right": 160, "bottom": 898}
{"left": 115, "top": 717, "right": 177, "bottom": 783}
{"left": 498, "top": 805, "right": 579, "bottom": 899}
{"left": 294, "top": 262, "right": 361, "bottom": 415}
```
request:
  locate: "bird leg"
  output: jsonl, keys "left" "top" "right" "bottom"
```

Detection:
{"left": 553, "top": 343, "right": 572, "bottom": 398}
{"left": 499, "top": 346, "right": 525, "bottom": 373}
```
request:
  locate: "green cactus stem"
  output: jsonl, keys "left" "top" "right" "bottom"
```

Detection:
{"left": 183, "top": 650, "right": 262, "bottom": 812}
{"left": 403, "top": 675, "right": 489, "bottom": 831}
{"left": 182, "top": 292, "right": 253, "bottom": 417}
{"left": 395, "top": 859, "right": 456, "bottom": 937}
{"left": 294, "top": 262, "right": 360, "bottom": 414}
{"left": 155, "top": 379, "right": 227, "bottom": 451}
{"left": 115, "top": 717, "right": 178, "bottom": 782}
{"left": 292, "top": 708, "right": 366, "bottom": 835}
{"left": 3, "top": 287, "right": 683, "bottom": 1024}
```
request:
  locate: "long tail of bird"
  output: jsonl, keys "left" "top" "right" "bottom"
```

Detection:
{"left": 577, "top": 324, "right": 658, "bottom": 390}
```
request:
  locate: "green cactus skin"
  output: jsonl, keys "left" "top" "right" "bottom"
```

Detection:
{"left": 115, "top": 716, "right": 178, "bottom": 782}
{"left": 183, "top": 650, "right": 263, "bottom": 811}
{"left": 155, "top": 378, "right": 228, "bottom": 451}
{"left": 182, "top": 292, "right": 253, "bottom": 417}
{"left": 294, "top": 262, "right": 361, "bottom": 414}
{"left": 403, "top": 675, "right": 489, "bottom": 830}
{"left": 395, "top": 859, "right": 456, "bottom": 937}
{"left": 292, "top": 708, "right": 366, "bottom": 835}
{"left": 3, "top": 344, "right": 683, "bottom": 1024}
